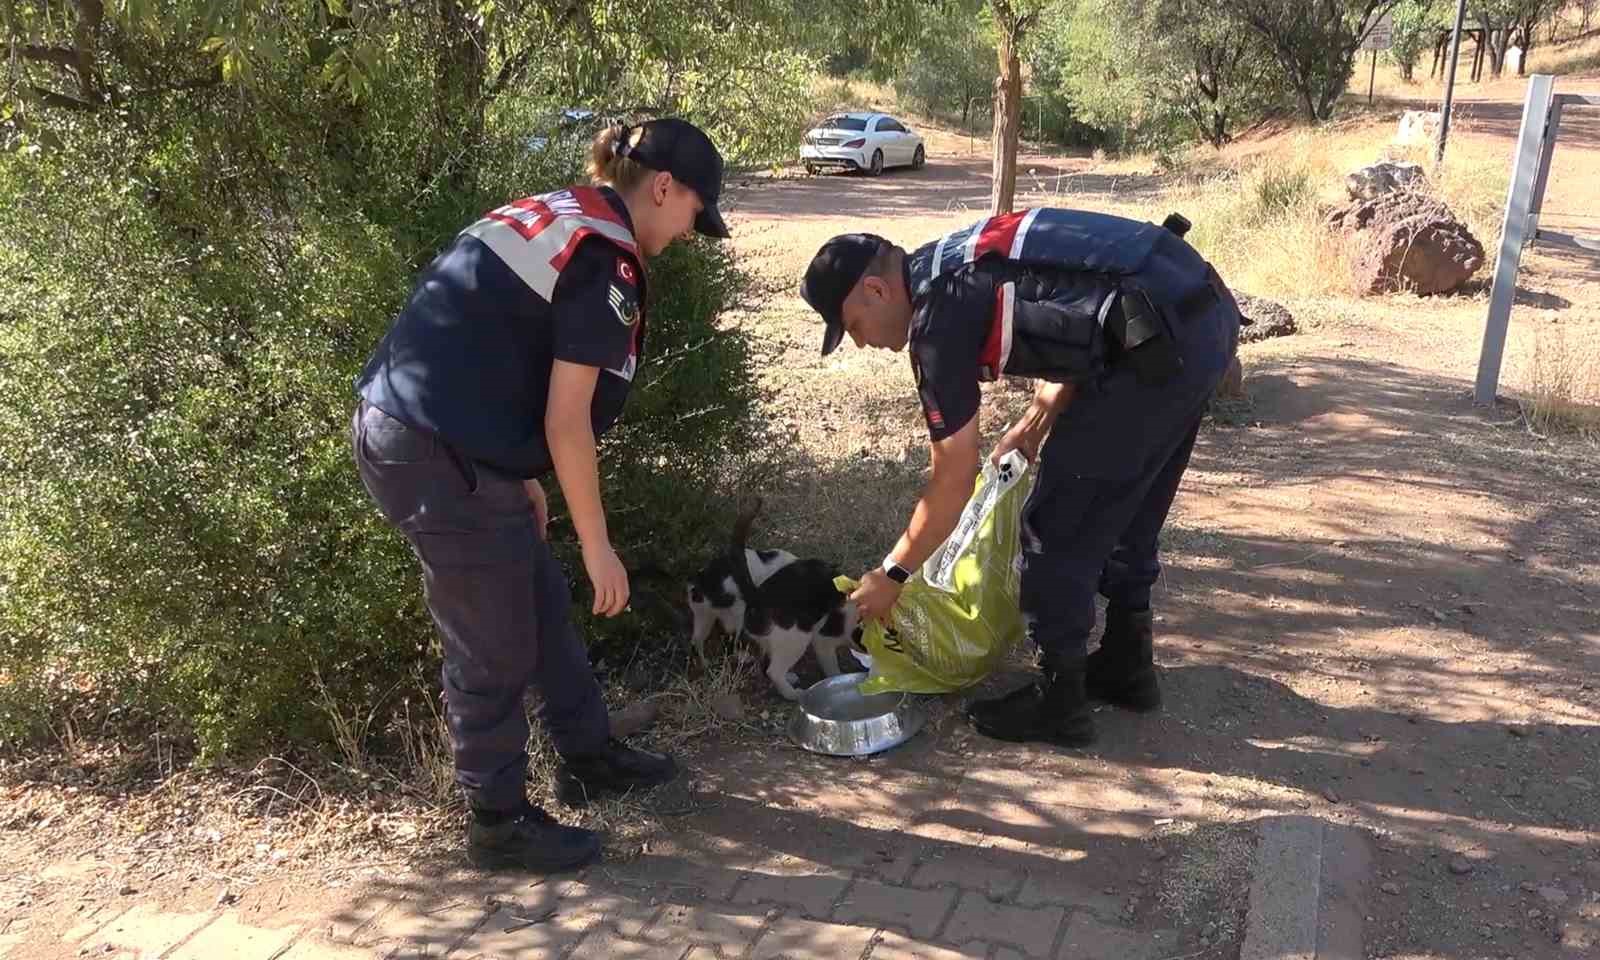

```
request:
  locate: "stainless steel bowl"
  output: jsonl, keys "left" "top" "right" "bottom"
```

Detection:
{"left": 788, "top": 672, "right": 927, "bottom": 757}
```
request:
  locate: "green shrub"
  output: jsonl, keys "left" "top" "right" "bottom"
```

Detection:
{"left": 0, "top": 38, "right": 756, "bottom": 761}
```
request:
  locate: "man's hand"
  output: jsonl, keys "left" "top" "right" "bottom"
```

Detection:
{"left": 523, "top": 478, "right": 549, "bottom": 540}
{"left": 850, "top": 568, "right": 903, "bottom": 624}
{"left": 989, "top": 381, "right": 1077, "bottom": 466}
{"left": 990, "top": 415, "right": 1050, "bottom": 466}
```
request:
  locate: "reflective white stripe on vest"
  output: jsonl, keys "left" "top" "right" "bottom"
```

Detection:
{"left": 960, "top": 216, "right": 986, "bottom": 267}
{"left": 1008, "top": 208, "right": 1041, "bottom": 259}
{"left": 930, "top": 230, "right": 951, "bottom": 282}
{"left": 998, "top": 281, "right": 1016, "bottom": 371}
{"left": 1096, "top": 288, "right": 1118, "bottom": 329}
{"left": 462, "top": 212, "right": 636, "bottom": 302}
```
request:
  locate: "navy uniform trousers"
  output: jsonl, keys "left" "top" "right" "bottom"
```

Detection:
{"left": 1019, "top": 284, "right": 1240, "bottom": 662}
{"left": 351, "top": 400, "right": 610, "bottom": 812}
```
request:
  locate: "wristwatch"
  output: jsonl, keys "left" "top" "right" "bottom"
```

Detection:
{"left": 880, "top": 555, "right": 911, "bottom": 584}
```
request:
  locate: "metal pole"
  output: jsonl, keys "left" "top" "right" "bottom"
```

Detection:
{"left": 1475, "top": 74, "right": 1555, "bottom": 406}
{"left": 1436, "top": 0, "right": 1470, "bottom": 164}
{"left": 1369, "top": 50, "right": 1377, "bottom": 104}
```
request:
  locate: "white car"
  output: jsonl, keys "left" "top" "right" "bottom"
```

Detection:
{"left": 800, "top": 112, "right": 926, "bottom": 176}
{"left": 524, "top": 108, "right": 606, "bottom": 157}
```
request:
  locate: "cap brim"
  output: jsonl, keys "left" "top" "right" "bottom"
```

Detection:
{"left": 820, "top": 320, "right": 844, "bottom": 356}
{"left": 694, "top": 203, "right": 730, "bottom": 239}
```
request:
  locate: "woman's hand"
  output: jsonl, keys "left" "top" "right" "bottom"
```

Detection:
{"left": 582, "top": 541, "right": 630, "bottom": 617}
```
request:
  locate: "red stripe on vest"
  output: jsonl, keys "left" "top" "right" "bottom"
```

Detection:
{"left": 574, "top": 186, "right": 622, "bottom": 220}
{"left": 979, "top": 283, "right": 1005, "bottom": 374}
{"left": 972, "top": 210, "right": 1028, "bottom": 261}
{"left": 485, "top": 198, "right": 557, "bottom": 241}
{"left": 550, "top": 227, "right": 600, "bottom": 273}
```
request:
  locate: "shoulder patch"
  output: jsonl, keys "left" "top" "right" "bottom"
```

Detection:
{"left": 616, "top": 258, "right": 637, "bottom": 285}
{"left": 607, "top": 281, "right": 640, "bottom": 326}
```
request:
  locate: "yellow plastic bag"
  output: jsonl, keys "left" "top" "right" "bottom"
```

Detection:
{"left": 836, "top": 451, "right": 1033, "bottom": 695}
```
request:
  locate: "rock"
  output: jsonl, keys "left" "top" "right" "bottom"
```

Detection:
{"left": 1215, "top": 354, "right": 1245, "bottom": 400}
{"left": 1380, "top": 882, "right": 1401, "bottom": 895}
{"left": 1395, "top": 110, "right": 1441, "bottom": 146}
{"left": 1538, "top": 886, "right": 1569, "bottom": 906}
{"left": 1449, "top": 857, "right": 1475, "bottom": 876}
{"left": 1328, "top": 190, "right": 1485, "bottom": 295}
{"left": 610, "top": 699, "right": 661, "bottom": 738}
{"left": 1323, "top": 788, "right": 1341, "bottom": 804}
{"left": 118, "top": 885, "right": 137, "bottom": 896}
{"left": 1233, "top": 293, "right": 1297, "bottom": 344}
{"left": 709, "top": 692, "right": 745, "bottom": 721}
{"left": 1346, "top": 161, "right": 1427, "bottom": 201}
{"left": 216, "top": 889, "right": 238, "bottom": 906}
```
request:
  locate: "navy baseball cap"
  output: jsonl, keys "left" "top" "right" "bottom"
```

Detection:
{"left": 615, "top": 118, "right": 729, "bottom": 239}
{"left": 800, "top": 233, "right": 888, "bottom": 355}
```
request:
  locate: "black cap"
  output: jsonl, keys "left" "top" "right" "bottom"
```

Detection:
{"left": 615, "top": 118, "right": 729, "bottom": 239}
{"left": 799, "top": 233, "right": 887, "bottom": 355}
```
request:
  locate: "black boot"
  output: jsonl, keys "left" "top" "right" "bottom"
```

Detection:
{"left": 555, "top": 739, "right": 678, "bottom": 808}
{"left": 967, "top": 655, "right": 1095, "bottom": 747}
{"left": 467, "top": 802, "right": 601, "bottom": 872}
{"left": 1086, "top": 606, "right": 1161, "bottom": 711}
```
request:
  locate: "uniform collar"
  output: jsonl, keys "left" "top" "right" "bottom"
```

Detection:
{"left": 598, "top": 185, "right": 637, "bottom": 237}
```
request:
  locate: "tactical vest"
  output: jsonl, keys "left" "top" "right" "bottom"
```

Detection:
{"left": 906, "top": 208, "right": 1224, "bottom": 386}
{"left": 464, "top": 186, "right": 648, "bottom": 384}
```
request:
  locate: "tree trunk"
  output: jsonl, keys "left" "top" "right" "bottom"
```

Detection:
{"left": 1477, "top": 16, "right": 1507, "bottom": 78}
{"left": 989, "top": 29, "right": 1022, "bottom": 215}
{"left": 1295, "top": 73, "right": 1317, "bottom": 125}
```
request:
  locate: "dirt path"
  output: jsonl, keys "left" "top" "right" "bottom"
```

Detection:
{"left": 4, "top": 85, "right": 1599, "bottom": 960}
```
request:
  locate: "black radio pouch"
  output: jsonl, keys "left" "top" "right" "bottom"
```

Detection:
{"left": 1108, "top": 290, "right": 1183, "bottom": 387}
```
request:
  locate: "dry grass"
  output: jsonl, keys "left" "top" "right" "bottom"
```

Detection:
{"left": 1076, "top": 115, "right": 1515, "bottom": 303}
{"left": 1155, "top": 821, "right": 1256, "bottom": 947}
{"left": 1520, "top": 327, "right": 1600, "bottom": 441}
{"left": 1530, "top": 28, "right": 1600, "bottom": 77}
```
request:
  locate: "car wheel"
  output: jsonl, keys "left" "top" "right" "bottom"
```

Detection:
{"left": 912, "top": 145, "right": 925, "bottom": 170}
{"left": 869, "top": 150, "right": 884, "bottom": 176}
{"left": 804, "top": 162, "right": 818, "bottom": 175}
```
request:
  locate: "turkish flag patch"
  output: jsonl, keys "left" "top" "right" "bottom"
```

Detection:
{"left": 616, "top": 258, "right": 636, "bottom": 284}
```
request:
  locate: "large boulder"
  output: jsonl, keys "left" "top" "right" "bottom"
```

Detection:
{"left": 1345, "top": 160, "right": 1427, "bottom": 200}
{"left": 1327, "top": 190, "right": 1485, "bottom": 295}
{"left": 1234, "top": 292, "right": 1297, "bottom": 344}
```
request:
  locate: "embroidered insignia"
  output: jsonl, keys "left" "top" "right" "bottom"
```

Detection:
{"left": 608, "top": 283, "right": 638, "bottom": 326}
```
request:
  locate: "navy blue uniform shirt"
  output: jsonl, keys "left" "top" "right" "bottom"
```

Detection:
{"left": 357, "top": 188, "right": 645, "bottom": 478}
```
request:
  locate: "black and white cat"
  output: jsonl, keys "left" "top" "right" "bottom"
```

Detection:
{"left": 685, "top": 500, "right": 864, "bottom": 700}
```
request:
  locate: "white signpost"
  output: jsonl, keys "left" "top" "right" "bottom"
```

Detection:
{"left": 1361, "top": 11, "right": 1395, "bottom": 104}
